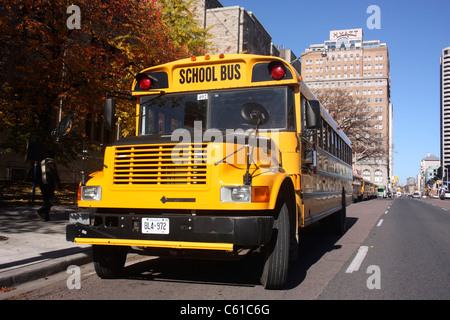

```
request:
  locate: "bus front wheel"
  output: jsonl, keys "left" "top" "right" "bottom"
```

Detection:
{"left": 92, "top": 245, "right": 128, "bottom": 279}
{"left": 260, "top": 201, "right": 290, "bottom": 290}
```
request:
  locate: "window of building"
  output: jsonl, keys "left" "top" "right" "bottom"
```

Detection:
{"left": 363, "top": 170, "right": 371, "bottom": 181}
{"left": 374, "top": 170, "right": 383, "bottom": 183}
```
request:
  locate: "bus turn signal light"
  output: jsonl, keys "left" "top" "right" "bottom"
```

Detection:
{"left": 252, "top": 186, "right": 270, "bottom": 203}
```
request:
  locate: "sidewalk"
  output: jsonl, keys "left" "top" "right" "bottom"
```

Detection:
{"left": 0, "top": 206, "right": 91, "bottom": 289}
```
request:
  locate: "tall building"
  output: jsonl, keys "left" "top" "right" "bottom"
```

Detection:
{"left": 301, "top": 28, "right": 393, "bottom": 188}
{"left": 192, "top": 0, "right": 276, "bottom": 56}
{"left": 440, "top": 47, "right": 450, "bottom": 170}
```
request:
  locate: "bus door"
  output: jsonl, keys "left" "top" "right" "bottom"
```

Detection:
{"left": 300, "top": 95, "right": 320, "bottom": 220}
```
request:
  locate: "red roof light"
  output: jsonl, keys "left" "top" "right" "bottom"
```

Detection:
{"left": 270, "top": 64, "right": 285, "bottom": 80}
{"left": 139, "top": 76, "right": 152, "bottom": 90}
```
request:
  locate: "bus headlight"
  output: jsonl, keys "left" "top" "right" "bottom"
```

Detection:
{"left": 220, "top": 186, "right": 251, "bottom": 203}
{"left": 81, "top": 186, "right": 102, "bottom": 201}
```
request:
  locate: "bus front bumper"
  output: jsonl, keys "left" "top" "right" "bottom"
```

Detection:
{"left": 66, "top": 214, "right": 274, "bottom": 251}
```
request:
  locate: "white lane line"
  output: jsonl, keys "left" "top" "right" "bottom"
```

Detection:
{"left": 384, "top": 210, "right": 388, "bottom": 214}
{"left": 346, "top": 246, "right": 369, "bottom": 274}
{"left": 377, "top": 219, "right": 383, "bottom": 227}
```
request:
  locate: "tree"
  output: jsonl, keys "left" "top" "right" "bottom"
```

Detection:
{"left": 158, "top": 0, "right": 211, "bottom": 57}
{"left": 311, "top": 88, "right": 386, "bottom": 163}
{"left": 0, "top": 0, "right": 210, "bottom": 157}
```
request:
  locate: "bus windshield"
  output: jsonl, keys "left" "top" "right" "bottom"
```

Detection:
{"left": 138, "top": 86, "right": 293, "bottom": 135}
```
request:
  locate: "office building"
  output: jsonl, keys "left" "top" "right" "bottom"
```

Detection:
{"left": 440, "top": 47, "right": 450, "bottom": 169}
{"left": 301, "top": 28, "right": 393, "bottom": 188}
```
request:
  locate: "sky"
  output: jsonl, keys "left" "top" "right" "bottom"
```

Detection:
{"left": 220, "top": 0, "right": 450, "bottom": 185}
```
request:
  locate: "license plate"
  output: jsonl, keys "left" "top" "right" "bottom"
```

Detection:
{"left": 141, "top": 218, "right": 169, "bottom": 234}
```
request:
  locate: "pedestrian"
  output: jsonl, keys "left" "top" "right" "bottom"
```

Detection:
{"left": 35, "top": 152, "right": 62, "bottom": 221}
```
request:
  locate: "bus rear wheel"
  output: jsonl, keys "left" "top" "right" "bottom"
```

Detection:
{"left": 260, "top": 201, "right": 290, "bottom": 290}
{"left": 320, "top": 191, "right": 347, "bottom": 235}
{"left": 329, "top": 202, "right": 346, "bottom": 235}
{"left": 92, "top": 245, "right": 128, "bottom": 279}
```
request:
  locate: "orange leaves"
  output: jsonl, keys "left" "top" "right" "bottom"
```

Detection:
{"left": 0, "top": 0, "right": 210, "bottom": 150}
{"left": 1, "top": 286, "right": 16, "bottom": 293}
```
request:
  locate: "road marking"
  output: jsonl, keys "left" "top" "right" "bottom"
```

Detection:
{"left": 346, "top": 246, "right": 369, "bottom": 274}
{"left": 377, "top": 219, "right": 383, "bottom": 227}
{"left": 384, "top": 210, "right": 388, "bottom": 214}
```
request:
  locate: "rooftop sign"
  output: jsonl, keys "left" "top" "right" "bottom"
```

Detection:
{"left": 330, "top": 28, "right": 363, "bottom": 41}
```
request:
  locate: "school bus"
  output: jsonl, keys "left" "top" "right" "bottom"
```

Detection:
{"left": 66, "top": 54, "right": 353, "bottom": 289}
{"left": 352, "top": 173, "right": 362, "bottom": 202}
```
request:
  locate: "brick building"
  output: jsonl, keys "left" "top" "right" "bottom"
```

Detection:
{"left": 192, "top": 0, "right": 277, "bottom": 56}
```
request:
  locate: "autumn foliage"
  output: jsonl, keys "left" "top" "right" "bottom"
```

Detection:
{"left": 0, "top": 0, "right": 209, "bottom": 154}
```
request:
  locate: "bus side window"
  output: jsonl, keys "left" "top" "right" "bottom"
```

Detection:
{"left": 300, "top": 95, "right": 317, "bottom": 144}
{"left": 321, "top": 119, "right": 326, "bottom": 151}
{"left": 287, "top": 87, "right": 296, "bottom": 131}
{"left": 317, "top": 120, "right": 323, "bottom": 148}
{"left": 326, "top": 123, "right": 331, "bottom": 153}
{"left": 300, "top": 94, "right": 306, "bottom": 130}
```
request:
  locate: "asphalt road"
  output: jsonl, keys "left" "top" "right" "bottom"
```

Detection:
{"left": 319, "top": 198, "right": 450, "bottom": 299}
{"left": 3, "top": 198, "right": 449, "bottom": 302}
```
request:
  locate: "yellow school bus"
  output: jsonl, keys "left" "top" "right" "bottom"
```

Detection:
{"left": 66, "top": 54, "right": 353, "bottom": 289}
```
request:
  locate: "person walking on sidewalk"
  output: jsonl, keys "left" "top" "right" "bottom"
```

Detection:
{"left": 35, "top": 153, "right": 62, "bottom": 221}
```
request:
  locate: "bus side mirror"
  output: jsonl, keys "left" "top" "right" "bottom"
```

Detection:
{"left": 52, "top": 116, "right": 72, "bottom": 141}
{"left": 57, "top": 116, "right": 72, "bottom": 137}
{"left": 305, "top": 100, "right": 321, "bottom": 129}
{"left": 241, "top": 103, "right": 270, "bottom": 127}
{"left": 104, "top": 98, "right": 116, "bottom": 130}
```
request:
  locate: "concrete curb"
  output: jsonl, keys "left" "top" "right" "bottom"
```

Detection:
{"left": 0, "top": 248, "right": 92, "bottom": 289}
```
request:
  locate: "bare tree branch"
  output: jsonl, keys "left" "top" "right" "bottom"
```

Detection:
{"left": 311, "top": 88, "right": 387, "bottom": 162}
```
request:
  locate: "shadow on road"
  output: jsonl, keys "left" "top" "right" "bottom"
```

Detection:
{"left": 119, "top": 217, "right": 358, "bottom": 290}
{"left": 285, "top": 217, "right": 357, "bottom": 289}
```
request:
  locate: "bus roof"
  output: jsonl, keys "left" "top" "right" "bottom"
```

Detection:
{"left": 131, "top": 54, "right": 299, "bottom": 94}
{"left": 132, "top": 53, "right": 352, "bottom": 146}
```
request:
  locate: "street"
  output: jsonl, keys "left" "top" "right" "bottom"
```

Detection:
{"left": 319, "top": 198, "right": 450, "bottom": 299}
{"left": 2, "top": 197, "right": 449, "bottom": 301}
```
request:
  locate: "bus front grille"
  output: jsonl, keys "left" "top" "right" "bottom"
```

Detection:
{"left": 113, "top": 144, "right": 208, "bottom": 185}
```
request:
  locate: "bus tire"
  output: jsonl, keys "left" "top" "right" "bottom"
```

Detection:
{"left": 330, "top": 191, "right": 347, "bottom": 235}
{"left": 320, "top": 191, "right": 347, "bottom": 235}
{"left": 260, "top": 200, "right": 290, "bottom": 290}
{"left": 92, "top": 245, "right": 128, "bottom": 279}
{"left": 329, "top": 205, "right": 346, "bottom": 235}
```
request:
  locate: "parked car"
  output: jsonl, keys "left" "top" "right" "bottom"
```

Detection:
{"left": 412, "top": 191, "right": 421, "bottom": 198}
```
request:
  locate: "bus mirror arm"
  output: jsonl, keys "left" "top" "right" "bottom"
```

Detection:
{"left": 215, "top": 103, "right": 271, "bottom": 184}
{"left": 240, "top": 103, "right": 270, "bottom": 186}
{"left": 106, "top": 90, "right": 134, "bottom": 101}
{"left": 51, "top": 116, "right": 81, "bottom": 174}
{"left": 304, "top": 143, "right": 318, "bottom": 174}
